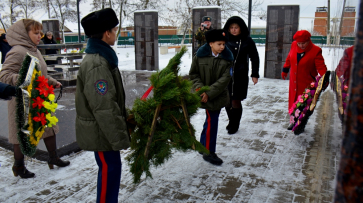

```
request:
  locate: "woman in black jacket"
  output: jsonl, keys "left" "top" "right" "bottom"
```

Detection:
{"left": 42, "top": 31, "right": 58, "bottom": 65}
{"left": 42, "top": 31, "right": 58, "bottom": 54}
{"left": 223, "top": 16, "right": 260, "bottom": 134}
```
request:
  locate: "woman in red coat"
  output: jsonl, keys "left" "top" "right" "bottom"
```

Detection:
{"left": 335, "top": 45, "right": 354, "bottom": 84}
{"left": 281, "top": 30, "right": 327, "bottom": 130}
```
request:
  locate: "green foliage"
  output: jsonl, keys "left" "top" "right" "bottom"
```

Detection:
{"left": 127, "top": 46, "right": 210, "bottom": 184}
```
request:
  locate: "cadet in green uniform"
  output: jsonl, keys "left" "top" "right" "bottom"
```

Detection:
{"left": 76, "top": 8, "right": 130, "bottom": 203}
{"left": 189, "top": 29, "right": 233, "bottom": 165}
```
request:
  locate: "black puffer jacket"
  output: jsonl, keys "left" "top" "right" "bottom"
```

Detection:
{"left": 223, "top": 16, "right": 260, "bottom": 100}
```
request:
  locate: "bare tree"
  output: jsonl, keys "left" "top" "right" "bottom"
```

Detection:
{"left": 48, "top": 0, "right": 78, "bottom": 42}
{"left": 17, "top": 0, "right": 42, "bottom": 19}
{"left": 0, "top": 4, "right": 8, "bottom": 31}
{"left": 90, "top": 0, "right": 111, "bottom": 11}
{"left": 201, "top": 0, "right": 264, "bottom": 21}
{"left": 163, "top": 0, "right": 200, "bottom": 45}
{"left": 111, "top": 0, "right": 166, "bottom": 44}
{"left": 163, "top": 0, "right": 265, "bottom": 45}
{"left": 6, "top": 0, "right": 23, "bottom": 25}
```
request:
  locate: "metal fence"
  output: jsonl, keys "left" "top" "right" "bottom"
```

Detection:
{"left": 64, "top": 35, "right": 355, "bottom": 46}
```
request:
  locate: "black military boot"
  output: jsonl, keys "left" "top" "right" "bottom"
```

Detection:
{"left": 12, "top": 159, "right": 35, "bottom": 178}
{"left": 228, "top": 108, "right": 243, "bottom": 134}
{"left": 202, "top": 152, "right": 223, "bottom": 165}
{"left": 48, "top": 151, "right": 70, "bottom": 169}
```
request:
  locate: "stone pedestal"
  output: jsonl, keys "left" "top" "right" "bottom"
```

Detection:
{"left": 160, "top": 46, "right": 168, "bottom": 55}
{"left": 134, "top": 10, "right": 159, "bottom": 71}
{"left": 192, "top": 6, "right": 221, "bottom": 55}
{"left": 264, "top": 5, "right": 300, "bottom": 79}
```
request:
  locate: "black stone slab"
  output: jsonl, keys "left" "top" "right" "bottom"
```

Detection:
{"left": 0, "top": 71, "right": 153, "bottom": 160}
{"left": 192, "top": 6, "right": 221, "bottom": 55}
{"left": 264, "top": 5, "right": 300, "bottom": 79}
{"left": 42, "top": 20, "right": 61, "bottom": 42}
{"left": 134, "top": 11, "right": 159, "bottom": 71}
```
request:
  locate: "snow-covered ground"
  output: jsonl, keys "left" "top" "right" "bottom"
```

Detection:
{"left": 0, "top": 45, "right": 346, "bottom": 202}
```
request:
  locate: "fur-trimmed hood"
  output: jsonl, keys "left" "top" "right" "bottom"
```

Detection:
{"left": 196, "top": 43, "right": 234, "bottom": 62}
{"left": 223, "top": 16, "right": 249, "bottom": 40}
{"left": 6, "top": 20, "right": 38, "bottom": 52}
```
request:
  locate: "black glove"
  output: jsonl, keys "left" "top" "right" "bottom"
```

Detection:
{"left": 4, "top": 85, "right": 17, "bottom": 96}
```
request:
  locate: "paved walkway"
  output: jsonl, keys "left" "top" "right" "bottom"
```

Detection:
{"left": 0, "top": 78, "right": 342, "bottom": 202}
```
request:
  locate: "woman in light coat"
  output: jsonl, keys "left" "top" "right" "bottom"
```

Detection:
{"left": 0, "top": 19, "right": 70, "bottom": 178}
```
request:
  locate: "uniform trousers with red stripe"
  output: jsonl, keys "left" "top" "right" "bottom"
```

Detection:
{"left": 200, "top": 109, "right": 221, "bottom": 153}
{"left": 94, "top": 151, "right": 122, "bottom": 203}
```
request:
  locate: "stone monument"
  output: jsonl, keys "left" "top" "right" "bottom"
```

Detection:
{"left": 42, "top": 19, "right": 61, "bottom": 42}
{"left": 264, "top": 5, "right": 300, "bottom": 79}
{"left": 134, "top": 10, "right": 159, "bottom": 71}
{"left": 192, "top": 6, "right": 221, "bottom": 55}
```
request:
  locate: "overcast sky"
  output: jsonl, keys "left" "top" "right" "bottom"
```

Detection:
{"left": 7, "top": 0, "right": 359, "bottom": 32}
{"left": 255, "top": 0, "right": 359, "bottom": 29}
{"left": 261, "top": 0, "right": 358, "bottom": 18}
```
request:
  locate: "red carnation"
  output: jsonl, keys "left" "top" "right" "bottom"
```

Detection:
{"left": 32, "top": 96, "right": 44, "bottom": 109}
{"left": 33, "top": 112, "right": 47, "bottom": 126}
{"left": 36, "top": 85, "right": 49, "bottom": 97}
{"left": 46, "top": 84, "right": 55, "bottom": 95}
{"left": 36, "top": 75, "right": 48, "bottom": 88}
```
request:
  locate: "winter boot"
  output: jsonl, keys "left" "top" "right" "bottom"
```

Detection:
{"left": 228, "top": 107, "right": 243, "bottom": 134}
{"left": 48, "top": 151, "right": 70, "bottom": 169}
{"left": 12, "top": 159, "right": 35, "bottom": 178}
{"left": 202, "top": 152, "right": 223, "bottom": 165}
{"left": 225, "top": 107, "right": 232, "bottom": 130}
{"left": 287, "top": 123, "right": 294, "bottom": 130}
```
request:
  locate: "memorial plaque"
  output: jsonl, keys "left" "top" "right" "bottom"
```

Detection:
{"left": 264, "top": 5, "right": 299, "bottom": 79}
{"left": 192, "top": 6, "right": 221, "bottom": 55}
{"left": 42, "top": 19, "right": 61, "bottom": 41}
{"left": 134, "top": 11, "right": 159, "bottom": 71}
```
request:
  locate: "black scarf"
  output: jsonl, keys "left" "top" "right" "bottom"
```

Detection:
{"left": 85, "top": 38, "right": 118, "bottom": 68}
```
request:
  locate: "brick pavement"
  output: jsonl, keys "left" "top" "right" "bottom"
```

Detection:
{"left": 0, "top": 78, "right": 342, "bottom": 202}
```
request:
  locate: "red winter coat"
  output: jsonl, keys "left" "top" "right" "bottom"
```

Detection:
{"left": 335, "top": 45, "right": 354, "bottom": 84}
{"left": 283, "top": 41, "right": 327, "bottom": 110}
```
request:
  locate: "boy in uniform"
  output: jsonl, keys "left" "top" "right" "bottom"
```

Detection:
{"left": 189, "top": 29, "right": 233, "bottom": 165}
{"left": 76, "top": 8, "right": 130, "bottom": 203}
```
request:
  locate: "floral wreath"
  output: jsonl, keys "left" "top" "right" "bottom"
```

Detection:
{"left": 15, "top": 53, "right": 59, "bottom": 156}
{"left": 288, "top": 71, "right": 331, "bottom": 135}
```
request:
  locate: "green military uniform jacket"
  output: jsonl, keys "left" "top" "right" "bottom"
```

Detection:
{"left": 195, "top": 27, "right": 212, "bottom": 48}
{"left": 189, "top": 43, "right": 233, "bottom": 111}
{"left": 75, "top": 38, "right": 130, "bottom": 151}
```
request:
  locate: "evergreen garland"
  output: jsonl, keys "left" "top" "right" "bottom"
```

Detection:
{"left": 126, "top": 46, "right": 209, "bottom": 183}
